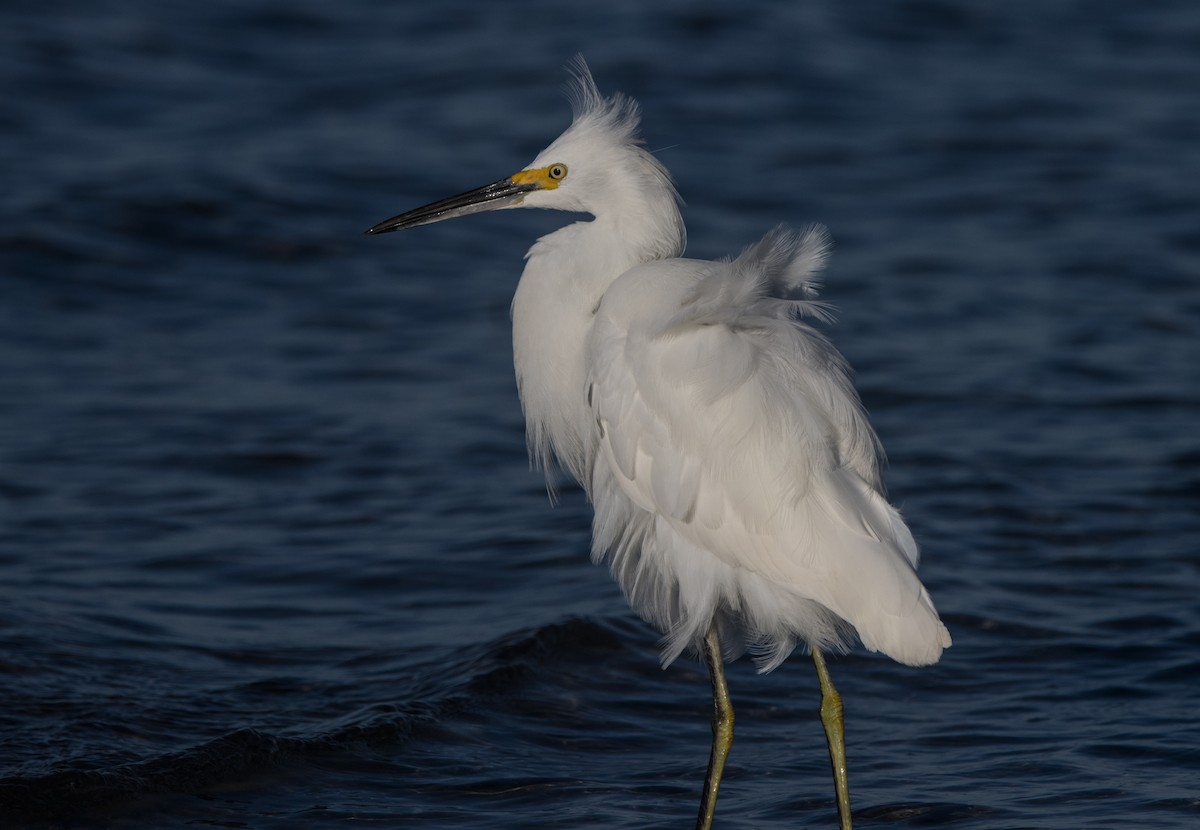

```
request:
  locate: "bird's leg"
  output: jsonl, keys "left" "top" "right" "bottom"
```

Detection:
{"left": 695, "top": 624, "right": 734, "bottom": 830}
{"left": 812, "top": 647, "right": 853, "bottom": 830}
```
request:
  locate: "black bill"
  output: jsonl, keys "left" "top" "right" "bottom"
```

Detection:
{"left": 364, "top": 176, "right": 540, "bottom": 235}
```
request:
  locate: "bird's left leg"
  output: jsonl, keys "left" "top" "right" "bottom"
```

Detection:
{"left": 812, "top": 647, "right": 852, "bottom": 830}
{"left": 695, "top": 624, "right": 734, "bottom": 830}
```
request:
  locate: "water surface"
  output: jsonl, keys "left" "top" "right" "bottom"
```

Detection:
{"left": 2, "top": 2, "right": 1198, "bottom": 827}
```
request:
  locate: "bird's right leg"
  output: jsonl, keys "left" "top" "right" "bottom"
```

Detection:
{"left": 812, "top": 647, "right": 853, "bottom": 830}
{"left": 695, "top": 624, "right": 734, "bottom": 830}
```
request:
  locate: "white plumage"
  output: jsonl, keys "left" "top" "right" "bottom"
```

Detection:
{"left": 367, "top": 58, "right": 949, "bottom": 830}
{"left": 587, "top": 229, "right": 948, "bottom": 671}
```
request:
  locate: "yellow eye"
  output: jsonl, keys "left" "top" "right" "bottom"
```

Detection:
{"left": 548, "top": 163, "right": 568, "bottom": 181}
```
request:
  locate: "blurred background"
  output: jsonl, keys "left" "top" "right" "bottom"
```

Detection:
{"left": 1, "top": 1, "right": 1198, "bottom": 827}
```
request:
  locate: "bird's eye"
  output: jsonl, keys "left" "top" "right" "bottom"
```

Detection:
{"left": 548, "top": 164, "right": 568, "bottom": 181}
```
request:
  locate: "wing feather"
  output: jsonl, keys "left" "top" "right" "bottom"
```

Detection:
{"left": 585, "top": 228, "right": 950, "bottom": 667}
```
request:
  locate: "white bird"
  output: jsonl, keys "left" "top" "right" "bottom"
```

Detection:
{"left": 366, "top": 59, "right": 950, "bottom": 830}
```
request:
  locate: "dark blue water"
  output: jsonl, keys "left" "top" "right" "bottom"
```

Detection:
{"left": 3, "top": 2, "right": 1198, "bottom": 827}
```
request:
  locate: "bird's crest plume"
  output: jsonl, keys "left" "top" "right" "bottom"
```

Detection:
{"left": 562, "top": 55, "right": 640, "bottom": 142}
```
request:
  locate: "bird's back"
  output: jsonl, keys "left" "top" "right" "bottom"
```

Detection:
{"left": 585, "top": 227, "right": 951, "bottom": 670}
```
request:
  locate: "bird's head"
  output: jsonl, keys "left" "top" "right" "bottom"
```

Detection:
{"left": 365, "top": 58, "right": 681, "bottom": 241}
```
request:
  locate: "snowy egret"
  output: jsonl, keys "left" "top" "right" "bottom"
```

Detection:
{"left": 366, "top": 59, "right": 950, "bottom": 830}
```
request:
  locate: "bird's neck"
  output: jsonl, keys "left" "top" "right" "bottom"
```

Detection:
{"left": 511, "top": 202, "right": 684, "bottom": 484}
